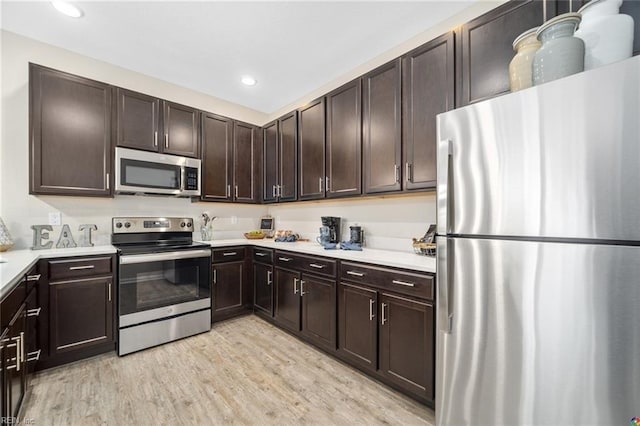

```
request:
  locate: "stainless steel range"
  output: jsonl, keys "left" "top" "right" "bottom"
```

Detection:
{"left": 112, "top": 217, "right": 211, "bottom": 356}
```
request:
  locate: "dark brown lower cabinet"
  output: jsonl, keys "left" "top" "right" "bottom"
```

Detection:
{"left": 49, "top": 277, "right": 113, "bottom": 357}
{"left": 300, "top": 274, "right": 335, "bottom": 351}
{"left": 379, "top": 292, "right": 434, "bottom": 401}
{"left": 213, "top": 262, "right": 245, "bottom": 317}
{"left": 337, "top": 283, "right": 378, "bottom": 373}
{"left": 253, "top": 262, "right": 273, "bottom": 316}
{"left": 1, "top": 303, "right": 27, "bottom": 421}
{"left": 274, "top": 268, "right": 301, "bottom": 333}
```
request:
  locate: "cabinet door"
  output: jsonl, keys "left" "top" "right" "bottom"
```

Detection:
{"left": 337, "top": 283, "right": 377, "bottom": 373}
{"left": 402, "top": 32, "right": 454, "bottom": 191}
{"left": 29, "top": 64, "right": 112, "bottom": 197}
{"left": 363, "top": 59, "right": 402, "bottom": 194}
{"left": 379, "top": 293, "right": 434, "bottom": 400}
{"left": 326, "top": 79, "right": 362, "bottom": 198}
{"left": 263, "top": 121, "right": 279, "bottom": 203}
{"left": 457, "top": 0, "right": 551, "bottom": 106}
{"left": 278, "top": 112, "right": 298, "bottom": 201}
{"left": 233, "top": 121, "right": 259, "bottom": 203}
{"left": 300, "top": 274, "right": 335, "bottom": 350}
{"left": 2, "top": 304, "right": 27, "bottom": 420}
{"left": 253, "top": 263, "right": 273, "bottom": 316}
{"left": 116, "top": 88, "right": 161, "bottom": 152}
{"left": 213, "top": 262, "right": 244, "bottom": 314}
{"left": 298, "top": 98, "right": 325, "bottom": 200}
{"left": 274, "top": 268, "right": 300, "bottom": 333}
{"left": 201, "top": 112, "right": 233, "bottom": 201}
{"left": 49, "top": 277, "right": 114, "bottom": 356}
{"left": 162, "top": 101, "right": 199, "bottom": 158}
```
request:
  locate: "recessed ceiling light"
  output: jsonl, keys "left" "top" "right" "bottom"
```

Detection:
{"left": 51, "top": 1, "right": 84, "bottom": 18}
{"left": 241, "top": 76, "right": 257, "bottom": 86}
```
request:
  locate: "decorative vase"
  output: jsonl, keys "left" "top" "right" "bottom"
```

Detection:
{"left": 0, "top": 218, "right": 14, "bottom": 252}
{"left": 509, "top": 27, "right": 541, "bottom": 91}
{"left": 575, "top": 0, "right": 634, "bottom": 70}
{"left": 533, "top": 13, "right": 585, "bottom": 85}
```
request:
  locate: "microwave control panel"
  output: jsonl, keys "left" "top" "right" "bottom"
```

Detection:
{"left": 185, "top": 167, "right": 199, "bottom": 191}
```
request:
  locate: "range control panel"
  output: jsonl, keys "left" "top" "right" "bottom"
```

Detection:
{"left": 112, "top": 217, "right": 193, "bottom": 233}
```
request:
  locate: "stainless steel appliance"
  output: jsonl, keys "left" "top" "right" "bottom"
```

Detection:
{"left": 115, "top": 147, "right": 201, "bottom": 196}
{"left": 320, "top": 216, "right": 341, "bottom": 243}
{"left": 436, "top": 57, "right": 640, "bottom": 425}
{"left": 112, "top": 217, "right": 211, "bottom": 356}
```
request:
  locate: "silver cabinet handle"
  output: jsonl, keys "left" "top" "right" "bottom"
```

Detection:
{"left": 309, "top": 263, "right": 325, "bottom": 269}
{"left": 165, "top": 133, "right": 169, "bottom": 148}
{"left": 381, "top": 303, "right": 387, "bottom": 325}
{"left": 267, "top": 270, "right": 272, "bottom": 285}
{"left": 27, "top": 274, "right": 41, "bottom": 281}
{"left": 213, "top": 269, "right": 217, "bottom": 284}
{"left": 319, "top": 177, "right": 323, "bottom": 193}
{"left": 256, "top": 252, "right": 267, "bottom": 257}
{"left": 235, "top": 185, "right": 239, "bottom": 198}
{"left": 325, "top": 177, "right": 330, "bottom": 192}
{"left": 293, "top": 277, "right": 299, "bottom": 294}
{"left": 27, "top": 349, "right": 41, "bottom": 362}
{"left": 154, "top": 131, "right": 158, "bottom": 147}
{"left": 394, "top": 164, "right": 400, "bottom": 183}
{"left": 406, "top": 162, "right": 412, "bottom": 183}
{"left": 277, "top": 185, "right": 282, "bottom": 197}
{"left": 108, "top": 282, "right": 112, "bottom": 302}
{"left": 27, "top": 307, "right": 41, "bottom": 317}
{"left": 279, "top": 257, "right": 292, "bottom": 262}
{"left": 346, "top": 271, "right": 364, "bottom": 277}
{"left": 272, "top": 185, "right": 277, "bottom": 198}
{"left": 69, "top": 265, "right": 95, "bottom": 271}
{"left": 300, "top": 280, "right": 307, "bottom": 296}
{"left": 369, "top": 299, "right": 375, "bottom": 321}
{"left": 392, "top": 279, "right": 415, "bottom": 287}
{"left": 227, "top": 185, "right": 231, "bottom": 198}
{"left": 222, "top": 252, "right": 237, "bottom": 256}
{"left": 20, "top": 331, "right": 25, "bottom": 369}
{"left": 106, "top": 172, "right": 110, "bottom": 190}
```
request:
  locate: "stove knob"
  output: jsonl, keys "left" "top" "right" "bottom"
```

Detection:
{"left": 115, "top": 222, "right": 123, "bottom": 229}
{"left": 180, "top": 222, "right": 186, "bottom": 228}
{"left": 186, "top": 222, "right": 192, "bottom": 228}
{"left": 124, "top": 222, "right": 131, "bottom": 228}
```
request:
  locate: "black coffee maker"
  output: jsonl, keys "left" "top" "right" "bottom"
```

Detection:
{"left": 321, "top": 216, "right": 341, "bottom": 243}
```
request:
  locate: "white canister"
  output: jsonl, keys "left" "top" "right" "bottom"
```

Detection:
{"left": 533, "top": 13, "right": 585, "bottom": 85}
{"left": 509, "top": 27, "right": 541, "bottom": 91}
{"left": 575, "top": 0, "right": 634, "bottom": 70}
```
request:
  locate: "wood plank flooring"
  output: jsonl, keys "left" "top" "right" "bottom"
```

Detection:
{"left": 22, "top": 315, "right": 435, "bottom": 425}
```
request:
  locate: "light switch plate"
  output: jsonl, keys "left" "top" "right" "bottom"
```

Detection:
{"left": 48, "top": 212, "right": 61, "bottom": 226}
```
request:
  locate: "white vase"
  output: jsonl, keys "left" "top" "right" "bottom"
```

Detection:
{"left": 575, "top": 0, "right": 634, "bottom": 70}
{"left": 509, "top": 27, "right": 541, "bottom": 91}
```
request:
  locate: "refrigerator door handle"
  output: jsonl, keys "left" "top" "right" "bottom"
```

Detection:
{"left": 437, "top": 237, "right": 453, "bottom": 334}
{"left": 437, "top": 139, "right": 453, "bottom": 234}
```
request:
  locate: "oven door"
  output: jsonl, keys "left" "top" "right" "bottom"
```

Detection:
{"left": 118, "top": 249, "right": 211, "bottom": 326}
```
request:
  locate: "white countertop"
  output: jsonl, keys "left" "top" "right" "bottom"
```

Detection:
{"left": 202, "top": 239, "right": 436, "bottom": 274}
{"left": 1, "top": 240, "right": 435, "bottom": 300}
{"left": 0, "top": 246, "right": 117, "bottom": 300}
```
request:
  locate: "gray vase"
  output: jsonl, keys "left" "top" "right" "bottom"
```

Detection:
{"left": 533, "top": 13, "right": 585, "bottom": 86}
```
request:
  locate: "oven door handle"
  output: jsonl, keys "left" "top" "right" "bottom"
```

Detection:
{"left": 119, "top": 249, "right": 212, "bottom": 264}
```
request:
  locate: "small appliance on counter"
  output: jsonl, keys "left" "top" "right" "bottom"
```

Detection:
{"left": 320, "top": 216, "right": 341, "bottom": 243}
{"left": 349, "top": 225, "right": 364, "bottom": 246}
{"left": 260, "top": 216, "right": 275, "bottom": 238}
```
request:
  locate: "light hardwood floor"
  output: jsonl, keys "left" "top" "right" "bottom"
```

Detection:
{"left": 22, "top": 315, "right": 435, "bottom": 425}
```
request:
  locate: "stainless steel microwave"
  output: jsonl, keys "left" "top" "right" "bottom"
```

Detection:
{"left": 115, "top": 147, "right": 201, "bottom": 197}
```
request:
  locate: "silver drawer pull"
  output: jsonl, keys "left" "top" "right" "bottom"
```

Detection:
{"left": 69, "top": 265, "right": 95, "bottom": 270}
{"left": 222, "top": 252, "right": 237, "bottom": 256}
{"left": 392, "top": 279, "right": 415, "bottom": 287}
{"left": 346, "top": 271, "right": 364, "bottom": 277}
{"left": 256, "top": 252, "right": 267, "bottom": 257}
{"left": 279, "top": 257, "right": 292, "bottom": 262}
{"left": 27, "top": 307, "right": 42, "bottom": 317}
{"left": 27, "top": 274, "right": 42, "bottom": 281}
{"left": 309, "top": 263, "right": 325, "bottom": 269}
{"left": 27, "top": 349, "right": 41, "bottom": 362}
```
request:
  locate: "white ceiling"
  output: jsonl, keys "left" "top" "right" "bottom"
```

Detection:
{"left": 1, "top": 1, "right": 476, "bottom": 113}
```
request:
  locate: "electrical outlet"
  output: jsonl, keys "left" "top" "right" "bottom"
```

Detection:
{"left": 48, "top": 212, "right": 61, "bottom": 226}
{"left": 231, "top": 216, "right": 238, "bottom": 225}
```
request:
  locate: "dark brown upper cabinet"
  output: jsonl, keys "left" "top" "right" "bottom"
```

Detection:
{"left": 363, "top": 58, "right": 402, "bottom": 195}
{"left": 402, "top": 32, "right": 455, "bottom": 191}
{"left": 116, "top": 88, "right": 199, "bottom": 158}
{"left": 456, "top": 0, "right": 555, "bottom": 107}
{"left": 29, "top": 64, "right": 112, "bottom": 197}
{"left": 233, "top": 121, "right": 261, "bottom": 203}
{"left": 297, "top": 98, "right": 326, "bottom": 201}
{"left": 263, "top": 112, "right": 298, "bottom": 203}
{"left": 201, "top": 112, "right": 233, "bottom": 202}
{"left": 326, "top": 79, "right": 362, "bottom": 198}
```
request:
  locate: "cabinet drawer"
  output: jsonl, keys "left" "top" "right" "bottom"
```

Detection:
{"left": 340, "top": 261, "right": 434, "bottom": 300}
{"left": 212, "top": 247, "right": 245, "bottom": 263}
{"left": 275, "top": 251, "right": 337, "bottom": 277}
{"left": 48, "top": 256, "right": 113, "bottom": 280}
{"left": 253, "top": 247, "right": 274, "bottom": 264}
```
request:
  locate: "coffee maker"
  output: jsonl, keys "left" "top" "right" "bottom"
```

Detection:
{"left": 320, "top": 216, "right": 341, "bottom": 243}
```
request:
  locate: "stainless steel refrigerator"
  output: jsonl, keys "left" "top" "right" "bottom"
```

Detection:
{"left": 436, "top": 56, "right": 640, "bottom": 425}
